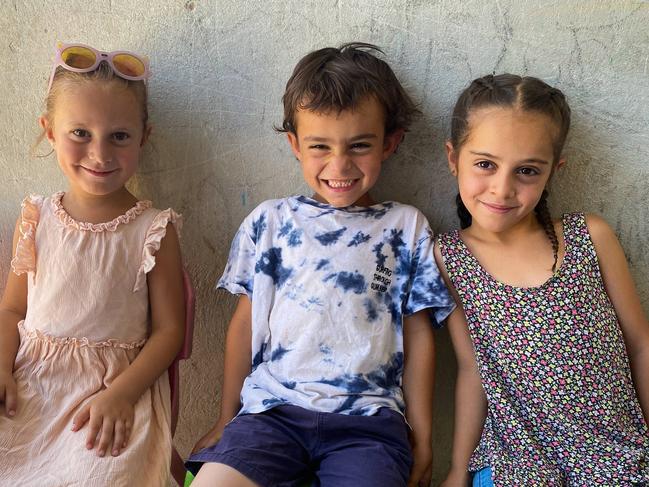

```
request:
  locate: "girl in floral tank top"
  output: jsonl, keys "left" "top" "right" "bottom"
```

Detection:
{"left": 436, "top": 75, "right": 649, "bottom": 486}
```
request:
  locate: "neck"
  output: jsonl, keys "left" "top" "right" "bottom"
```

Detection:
{"left": 62, "top": 187, "right": 139, "bottom": 223}
{"left": 464, "top": 212, "right": 541, "bottom": 244}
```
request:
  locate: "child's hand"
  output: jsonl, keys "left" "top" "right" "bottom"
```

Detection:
{"left": 0, "top": 370, "right": 18, "bottom": 417}
{"left": 408, "top": 441, "right": 433, "bottom": 487}
{"left": 191, "top": 418, "right": 227, "bottom": 454}
{"left": 71, "top": 389, "right": 135, "bottom": 458}
{"left": 439, "top": 469, "right": 470, "bottom": 487}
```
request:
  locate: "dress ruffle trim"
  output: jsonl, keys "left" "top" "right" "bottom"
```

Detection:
{"left": 133, "top": 209, "right": 183, "bottom": 292}
{"left": 19, "top": 321, "right": 146, "bottom": 349}
{"left": 51, "top": 191, "right": 152, "bottom": 232}
{"left": 11, "top": 195, "right": 44, "bottom": 276}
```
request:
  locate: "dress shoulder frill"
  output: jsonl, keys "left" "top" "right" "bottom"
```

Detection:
{"left": 11, "top": 194, "right": 45, "bottom": 277}
{"left": 133, "top": 208, "right": 183, "bottom": 292}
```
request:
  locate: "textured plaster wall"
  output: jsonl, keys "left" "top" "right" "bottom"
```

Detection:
{"left": 1, "top": 1, "right": 648, "bottom": 484}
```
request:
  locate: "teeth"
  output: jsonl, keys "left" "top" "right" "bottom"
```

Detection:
{"left": 328, "top": 180, "right": 354, "bottom": 188}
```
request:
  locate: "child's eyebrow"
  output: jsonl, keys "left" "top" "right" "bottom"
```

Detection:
{"left": 303, "top": 134, "right": 378, "bottom": 142}
{"left": 469, "top": 150, "right": 550, "bottom": 165}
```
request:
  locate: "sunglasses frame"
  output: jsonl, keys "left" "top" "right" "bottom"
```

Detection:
{"left": 47, "top": 42, "right": 150, "bottom": 94}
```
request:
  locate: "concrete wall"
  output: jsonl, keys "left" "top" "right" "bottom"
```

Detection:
{"left": 2, "top": 1, "right": 648, "bottom": 484}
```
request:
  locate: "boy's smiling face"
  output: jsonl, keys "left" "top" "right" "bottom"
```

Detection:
{"left": 287, "top": 96, "right": 403, "bottom": 208}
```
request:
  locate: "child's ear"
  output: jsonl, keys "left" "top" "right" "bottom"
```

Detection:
{"left": 555, "top": 157, "right": 566, "bottom": 172}
{"left": 445, "top": 141, "right": 458, "bottom": 177}
{"left": 382, "top": 129, "right": 404, "bottom": 159}
{"left": 39, "top": 115, "right": 55, "bottom": 146}
{"left": 286, "top": 132, "right": 302, "bottom": 160}
{"left": 140, "top": 125, "right": 152, "bottom": 147}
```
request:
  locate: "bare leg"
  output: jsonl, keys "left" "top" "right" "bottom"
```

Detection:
{"left": 191, "top": 462, "right": 260, "bottom": 487}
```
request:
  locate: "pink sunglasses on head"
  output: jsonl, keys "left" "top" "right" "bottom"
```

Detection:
{"left": 47, "top": 42, "right": 150, "bottom": 93}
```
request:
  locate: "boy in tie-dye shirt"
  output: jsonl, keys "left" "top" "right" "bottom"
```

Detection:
{"left": 188, "top": 43, "right": 455, "bottom": 487}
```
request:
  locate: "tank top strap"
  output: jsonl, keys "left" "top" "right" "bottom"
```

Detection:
{"left": 559, "top": 212, "right": 599, "bottom": 271}
{"left": 437, "top": 230, "right": 486, "bottom": 314}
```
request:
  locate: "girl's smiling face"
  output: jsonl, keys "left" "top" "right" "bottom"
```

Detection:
{"left": 448, "top": 107, "right": 563, "bottom": 235}
{"left": 287, "top": 96, "right": 402, "bottom": 208}
{"left": 40, "top": 80, "right": 147, "bottom": 199}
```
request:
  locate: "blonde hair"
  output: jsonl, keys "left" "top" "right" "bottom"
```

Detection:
{"left": 35, "top": 62, "right": 149, "bottom": 150}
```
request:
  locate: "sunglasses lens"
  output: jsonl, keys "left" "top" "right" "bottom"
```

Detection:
{"left": 60, "top": 46, "right": 96, "bottom": 69}
{"left": 112, "top": 54, "right": 146, "bottom": 78}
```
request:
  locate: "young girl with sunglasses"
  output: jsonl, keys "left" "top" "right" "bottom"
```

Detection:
{"left": 0, "top": 43, "right": 184, "bottom": 485}
{"left": 436, "top": 74, "right": 649, "bottom": 486}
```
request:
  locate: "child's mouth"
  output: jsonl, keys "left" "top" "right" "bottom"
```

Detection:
{"left": 82, "top": 167, "right": 116, "bottom": 177}
{"left": 326, "top": 179, "right": 356, "bottom": 189}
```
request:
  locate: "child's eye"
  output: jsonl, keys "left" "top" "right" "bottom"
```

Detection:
{"left": 112, "top": 132, "right": 130, "bottom": 142}
{"left": 71, "top": 129, "right": 90, "bottom": 138}
{"left": 518, "top": 166, "right": 540, "bottom": 176}
{"left": 475, "top": 160, "right": 494, "bottom": 170}
{"left": 309, "top": 144, "right": 328, "bottom": 151}
{"left": 349, "top": 142, "right": 371, "bottom": 152}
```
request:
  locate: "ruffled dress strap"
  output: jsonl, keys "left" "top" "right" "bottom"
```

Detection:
{"left": 133, "top": 208, "right": 183, "bottom": 292}
{"left": 11, "top": 195, "right": 45, "bottom": 276}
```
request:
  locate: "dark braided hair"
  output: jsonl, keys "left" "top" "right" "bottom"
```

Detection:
{"left": 450, "top": 74, "right": 571, "bottom": 271}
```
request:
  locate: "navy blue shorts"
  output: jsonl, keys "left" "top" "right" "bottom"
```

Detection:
{"left": 187, "top": 405, "right": 413, "bottom": 487}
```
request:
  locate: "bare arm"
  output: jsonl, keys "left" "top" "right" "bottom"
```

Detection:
{"left": 434, "top": 243, "right": 486, "bottom": 487}
{"left": 0, "top": 219, "right": 28, "bottom": 416}
{"left": 73, "top": 223, "right": 185, "bottom": 456}
{"left": 442, "top": 307, "right": 487, "bottom": 486}
{"left": 587, "top": 214, "right": 649, "bottom": 425}
{"left": 191, "top": 294, "right": 252, "bottom": 453}
{"left": 403, "top": 309, "right": 435, "bottom": 487}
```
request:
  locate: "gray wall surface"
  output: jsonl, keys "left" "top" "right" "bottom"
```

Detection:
{"left": 2, "top": 1, "right": 648, "bottom": 484}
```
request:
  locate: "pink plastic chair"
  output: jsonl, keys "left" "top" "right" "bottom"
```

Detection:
{"left": 170, "top": 268, "right": 195, "bottom": 485}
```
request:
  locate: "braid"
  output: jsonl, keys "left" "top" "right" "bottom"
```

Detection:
{"left": 455, "top": 194, "right": 472, "bottom": 229}
{"left": 535, "top": 190, "right": 559, "bottom": 272}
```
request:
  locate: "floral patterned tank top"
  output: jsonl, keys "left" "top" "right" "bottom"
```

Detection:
{"left": 439, "top": 213, "right": 649, "bottom": 486}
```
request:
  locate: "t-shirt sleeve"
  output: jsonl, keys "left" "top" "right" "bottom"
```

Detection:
{"left": 217, "top": 211, "right": 261, "bottom": 298}
{"left": 403, "top": 223, "right": 456, "bottom": 328}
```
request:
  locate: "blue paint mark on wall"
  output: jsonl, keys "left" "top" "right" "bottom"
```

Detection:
{"left": 255, "top": 247, "right": 293, "bottom": 287}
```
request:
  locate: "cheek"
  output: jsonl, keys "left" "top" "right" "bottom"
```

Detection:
{"left": 457, "top": 173, "right": 485, "bottom": 196}
{"left": 56, "top": 142, "right": 85, "bottom": 162}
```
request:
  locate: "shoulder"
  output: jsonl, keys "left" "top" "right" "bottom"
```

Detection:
{"left": 583, "top": 213, "right": 615, "bottom": 239}
{"left": 385, "top": 201, "right": 425, "bottom": 218}
{"left": 577, "top": 213, "right": 619, "bottom": 251}
{"left": 244, "top": 197, "right": 292, "bottom": 222}
{"left": 574, "top": 213, "right": 624, "bottom": 264}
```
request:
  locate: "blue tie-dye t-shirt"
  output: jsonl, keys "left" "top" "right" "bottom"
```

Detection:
{"left": 218, "top": 196, "right": 455, "bottom": 417}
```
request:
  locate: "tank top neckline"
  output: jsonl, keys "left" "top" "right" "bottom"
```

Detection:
{"left": 449, "top": 213, "right": 570, "bottom": 292}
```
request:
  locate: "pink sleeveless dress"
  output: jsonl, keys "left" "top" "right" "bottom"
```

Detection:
{"left": 0, "top": 192, "right": 181, "bottom": 486}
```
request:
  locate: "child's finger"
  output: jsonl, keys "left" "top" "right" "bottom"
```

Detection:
{"left": 85, "top": 412, "right": 103, "bottom": 450}
{"left": 112, "top": 421, "right": 126, "bottom": 456}
{"left": 71, "top": 405, "right": 91, "bottom": 432}
{"left": 122, "top": 420, "right": 132, "bottom": 448}
{"left": 3, "top": 382, "right": 17, "bottom": 417}
{"left": 96, "top": 418, "right": 115, "bottom": 457}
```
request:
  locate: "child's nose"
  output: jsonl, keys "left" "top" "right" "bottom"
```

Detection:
{"left": 328, "top": 151, "right": 353, "bottom": 171}
{"left": 491, "top": 173, "right": 516, "bottom": 198}
{"left": 89, "top": 140, "right": 113, "bottom": 165}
